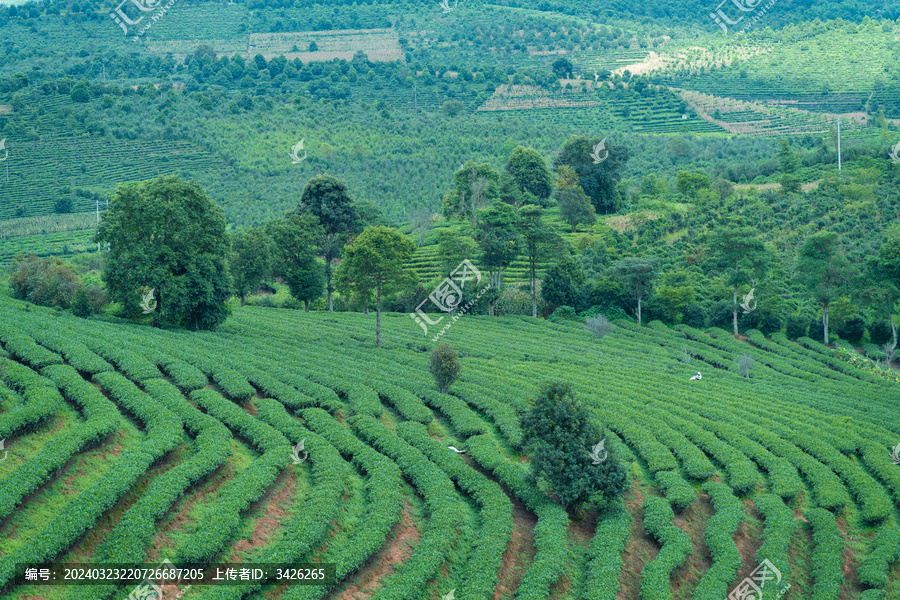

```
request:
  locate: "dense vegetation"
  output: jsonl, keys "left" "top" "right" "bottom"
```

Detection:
{"left": 2, "top": 0, "right": 900, "bottom": 598}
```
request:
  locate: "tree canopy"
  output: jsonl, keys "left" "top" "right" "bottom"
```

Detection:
{"left": 95, "top": 175, "right": 232, "bottom": 330}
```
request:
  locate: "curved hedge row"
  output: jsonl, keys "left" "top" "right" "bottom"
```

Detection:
{"left": 662, "top": 412, "right": 758, "bottom": 495}
{"left": 176, "top": 389, "right": 291, "bottom": 564}
{"left": 754, "top": 493, "right": 796, "bottom": 593}
{"left": 640, "top": 495, "right": 692, "bottom": 600}
{"left": 351, "top": 414, "right": 464, "bottom": 600}
{"left": 692, "top": 481, "right": 743, "bottom": 600}
{"left": 285, "top": 408, "right": 404, "bottom": 600}
{"left": 198, "top": 398, "right": 353, "bottom": 600}
{"left": 466, "top": 434, "right": 569, "bottom": 600}
{"left": 0, "top": 358, "right": 63, "bottom": 438}
{"left": 0, "top": 328, "right": 63, "bottom": 369}
{"left": 420, "top": 388, "right": 488, "bottom": 437}
{"left": 654, "top": 470, "right": 695, "bottom": 512}
{"left": 397, "top": 420, "right": 512, "bottom": 600}
{"left": 806, "top": 507, "right": 844, "bottom": 600}
{"left": 454, "top": 381, "right": 524, "bottom": 447}
{"left": 584, "top": 501, "right": 633, "bottom": 600}
{"left": 645, "top": 416, "right": 716, "bottom": 481}
{"left": 160, "top": 358, "right": 208, "bottom": 391}
{"left": 64, "top": 377, "right": 232, "bottom": 600}
{"left": 373, "top": 381, "right": 432, "bottom": 424}
{"left": 859, "top": 441, "right": 900, "bottom": 506}
{"left": 27, "top": 328, "right": 112, "bottom": 374}
{"left": 607, "top": 410, "right": 678, "bottom": 474}
{"left": 83, "top": 337, "right": 163, "bottom": 382}
{"left": 0, "top": 370, "right": 181, "bottom": 591}
{"left": 708, "top": 421, "right": 800, "bottom": 500}
{"left": 0, "top": 364, "right": 118, "bottom": 521}
{"left": 858, "top": 524, "right": 900, "bottom": 589}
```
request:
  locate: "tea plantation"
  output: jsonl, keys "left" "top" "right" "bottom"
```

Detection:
{"left": 0, "top": 293, "right": 898, "bottom": 599}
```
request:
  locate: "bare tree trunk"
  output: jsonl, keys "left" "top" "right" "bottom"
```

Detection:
{"left": 889, "top": 315, "right": 897, "bottom": 357}
{"left": 326, "top": 261, "right": 334, "bottom": 313}
{"left": 733, "top": 286, "right": 739, "bottom": 337}
{"left": 530, "top": 260, "right": 537, "bottom": 318}
{"left": 240, "top": 295, "right": 245, "bottom": 307}
{"left": 304, "top": 300, "right": 309, "bottom": 312}
{"left": 637, "top": 295, "right": 642, "bottom": 326}
{"left": 823, "top": 304, "right": 830, "bottom": 345}
{"left": 376, "top": 280, "right": 382, "bottom": 348}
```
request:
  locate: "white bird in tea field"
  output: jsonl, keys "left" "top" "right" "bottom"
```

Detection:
{"left": 448, "top": 446, "right": 466, "bottom": 454}
{"left": 689, "top": 372, "right": 702, "bottom": 381}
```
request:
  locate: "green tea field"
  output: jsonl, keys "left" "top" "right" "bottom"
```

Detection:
{"left": 0, "top": 293, "right": 898, "bottom": 599}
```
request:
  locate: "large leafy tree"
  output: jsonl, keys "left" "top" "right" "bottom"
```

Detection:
{"left": 230, "top": 227, "right": 273, "bottom": 306}
{"left": 337, "top": 226, "right": 417, "bottom": 348}
{"left": 474, "top": 200, "right": 521, "bottom": 315}
{"left": 95, "top": 175, "right": 232, "bottom": 330}
{"left": 266, "top": 212, "right": 325, "bottom": 311}
{"left": 796, "top": 231, "right": 858, "bottom": 345}
{"left": 437, "top": 230, "right": 478, "bottom": 278}
{"left": 541, "top": 256, "right": 586, "bottom": 310}
{"left": 707, "top": 226, "right": 768, "bottom": 336}
{"left": 521, "top": 381, "right": 628, "bottom": 512}
{"left": 297, "top": 174, "right": 359, "bottom": 313}
{"left": 442, "top": 161, "right": 501, "bottom": 225}
{"left": 518, "top": 204, "right": 564, "bottom": 317}
{"left": 614, "top": 257, "right": 658, "bottom": 326}
{"left": 558, "top": 185, "right": 596, "bottom": 233}
{"left": 505, "top": 146, "right": 553, "bottom": 201}
{"left": 553, "top": 135, "right": 629, "bottom": 214}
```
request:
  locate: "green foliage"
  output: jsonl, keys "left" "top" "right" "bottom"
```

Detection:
{"left": 337, "top": 225, "right": 417, "bottom": 346}
{"left": 614, "top": 257, "right": 658, "bottom": 326}
{"left": 467, "top": 434, "right": 569, "bottom": 600}
{"left": 558, "top": 185, "right": 597, "bottom": 233}
{"left": 96, "top": 175, "right": 232, "bottom": 330}
{"left": 429, "top": 342, "right": 461, "bottom": 393}
{"left": 754, "top": 494, "right": 796, "bottom": 593}
{"left": 521, "top": 381, "right": 628, "bottom": 511}
{"left": 267, "top": 212, "right": 325, "bottom": 310}
{"left": 9, "top": 254, "right": 80, "bottom": 309}
{"left": 505, "top": 146, "right": 553, "bottom": 200}
{"left": 654, "top": 470, "right": 695, "bottom": 512}
{"left": 692, "top": 482, "right": 743, "bottom": 600}
{"left": 554, "top": 135, "right": 628, "bottom": 214}
{"left": 640, "top": 495, "right": 692, "bottom": 600}
{"left": 584, "top": 502, "right": 633, "bottom": 599}
{"left": 230, "top": 226, "right": 274, "bottom": 305}
{"left": 806, "top": 507, "right": 844, "bottom": 600}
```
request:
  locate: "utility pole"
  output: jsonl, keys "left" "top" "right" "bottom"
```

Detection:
{"left": 96, "top": 198, "right": 101, "bottom": 251}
